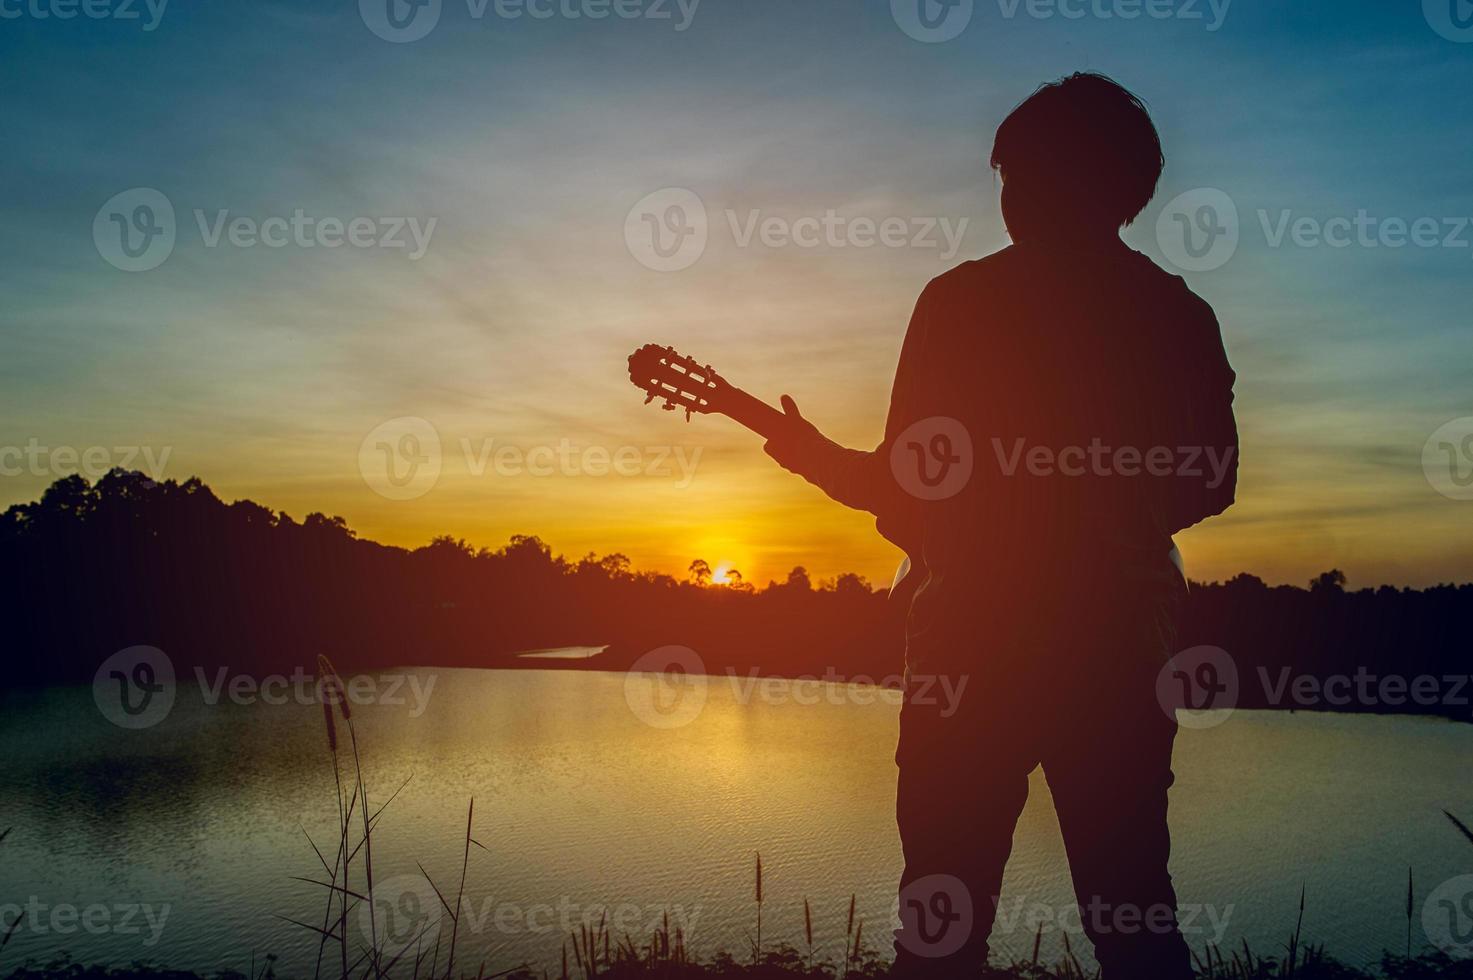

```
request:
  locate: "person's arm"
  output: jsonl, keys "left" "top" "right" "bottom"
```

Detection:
{"left": 762, "top": 282, "right": 938, "bottom": 535}
{"left": 1166, "top": 295, "right": 1238, "bottom": 533}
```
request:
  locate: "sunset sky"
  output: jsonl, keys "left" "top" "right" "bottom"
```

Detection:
{"left": 3, "top": 0, "right": 1471, "bottom": 588}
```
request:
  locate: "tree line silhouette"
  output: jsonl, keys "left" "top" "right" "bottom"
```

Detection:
{"left": 3, "top": 470, "right": 1469, "bottom": 719}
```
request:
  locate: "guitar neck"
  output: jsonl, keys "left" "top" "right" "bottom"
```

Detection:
{"left": 717, "top": 385, "right": 788, "bottom": 441}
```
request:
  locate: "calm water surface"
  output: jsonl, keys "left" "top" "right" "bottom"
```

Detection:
{"left": 3, "top": 665, "right": 1471, "bottom": 975}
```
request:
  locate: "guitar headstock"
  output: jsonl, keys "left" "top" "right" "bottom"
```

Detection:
{"left": 627, "top": 344, "right": 726, "bottom": 420}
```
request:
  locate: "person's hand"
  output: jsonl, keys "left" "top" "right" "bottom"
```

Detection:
{"left": 763, "top": 395, "right": 826, "bottom": 475}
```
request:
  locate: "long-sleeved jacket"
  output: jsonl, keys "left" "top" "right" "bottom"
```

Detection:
{"left": 778, "top": 239, "right": 1238, "bottom": 671}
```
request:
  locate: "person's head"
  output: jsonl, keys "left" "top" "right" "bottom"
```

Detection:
{"left": 990, "top": 72, "right": 1163, "bottom": 244}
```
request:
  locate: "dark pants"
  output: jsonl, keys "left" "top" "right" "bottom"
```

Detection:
{"left": 890, "top": 579, "right": 1194, "bottom": 980}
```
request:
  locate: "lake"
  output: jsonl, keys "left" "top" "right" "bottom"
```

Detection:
{"left": 3, "top": 663, "right": 1472, "bottom": 975}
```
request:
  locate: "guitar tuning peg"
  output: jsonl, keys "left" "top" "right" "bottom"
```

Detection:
{"left": 662, "top": 400, "right": 676, "bottom": 411}
{"left": 684, "top": 406, "right": 693, "bottom": 422}
{"left": 643, "top": 391, "right": 656, "bottom": 405}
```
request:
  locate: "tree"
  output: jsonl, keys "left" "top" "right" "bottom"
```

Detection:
{"left": 725, "top": 569, "right": 755, "bottom": 593}
{"left": 1309, "top": 569, "right": 1347, "bottom": 594}
{"left": 689, "top": 559, "right": 712, "bottom": 586}
{"left": 598, "top": 553, "right": 632, "bottom": 580}
{"left": 304, "top": 513, "right": 356, "bottom": 539}
{"left": 784, "top": 566, "right": 813, "bottom": 591}
{"left": 831, "top": 572, "right": 872, "bottom": 597}
{"left": 427, "top": 535, "right": 474, "bottom": 557}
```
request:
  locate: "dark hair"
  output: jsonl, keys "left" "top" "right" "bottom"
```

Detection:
{"left": 990, "top": 72, "right": 1164, "bottom": 230}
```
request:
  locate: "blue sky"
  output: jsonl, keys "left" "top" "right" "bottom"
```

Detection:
{"left": 2, "top": 0, "right": 1471, "bottom": 587}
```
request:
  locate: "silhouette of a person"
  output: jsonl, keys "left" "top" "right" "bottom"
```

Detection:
{"left": 764, "top": 73, "right": 1238, "bottom": 979}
